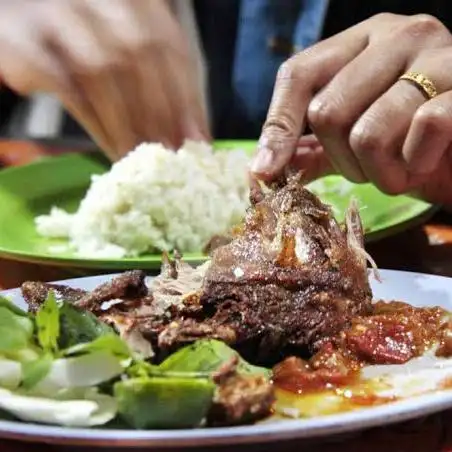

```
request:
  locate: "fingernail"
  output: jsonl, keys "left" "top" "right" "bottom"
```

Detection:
{"left": 250, "top": 147, "right": 275, "bottom": 175}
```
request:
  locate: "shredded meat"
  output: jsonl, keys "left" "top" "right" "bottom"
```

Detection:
{"left": 149, "top": 253, "right": 208, "bottom": 316}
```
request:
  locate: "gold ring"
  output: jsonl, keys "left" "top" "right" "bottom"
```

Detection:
{"left": 399, "top": 71, "right": 438, "bottom": 100}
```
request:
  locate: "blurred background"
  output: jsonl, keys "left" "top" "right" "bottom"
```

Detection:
{"left": 1, "top": 0, "right": 452, "bottom": 149}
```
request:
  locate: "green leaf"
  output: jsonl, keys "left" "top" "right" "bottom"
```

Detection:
{"left": 0, "top": 295, "right": 29, "bottom": 317}
{"left": 0, "top": 307, "right": 34, "bottom": 352}
{"left": 63, "top": 334, "right": 131, "bottom": 360}
{"left": 35, "top": 291, "right": 60, "bottom": 353}
{"left": 58, "top": 303, "right": 113, "bottom": 349}
{"left": 158, "top": 339, "right": 270, "bottom": 377}
{"left": 21, "top": 353, "right": 53, "bottom": 390}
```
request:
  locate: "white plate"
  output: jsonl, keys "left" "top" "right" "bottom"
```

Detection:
{"left": 1, "top": 269, "right": 452, "bottom": 448}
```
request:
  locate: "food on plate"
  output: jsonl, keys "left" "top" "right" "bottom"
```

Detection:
{"left": 0, "top": 291, "right": 274, "bottom": 428}
{"left": 1, "top": 175, "right": 451, "bottom": 429}
{"left": 34, "top": 141, "right": 250, "bottom": 258}
{"left": 26, "top": 175, "right": 376, "bottom": 364}
{"left": 33, "top": 140, "right": 362, "bottom": 260}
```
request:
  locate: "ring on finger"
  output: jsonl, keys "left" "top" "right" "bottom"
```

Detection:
{"left": 399, "top": 71, "right": 438, "bottom": 100}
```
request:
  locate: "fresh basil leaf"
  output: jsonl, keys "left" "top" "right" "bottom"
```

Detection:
{"left": 58, "top": 302, "right": 113, "bottom": 349}
{"left": 0, "top": 307, "right": 34, "bottom": 352}
{"left": 63, "top": 334, "right": 131, "bottom": 360}
{"left": 158, "top": 339, "right": 270, "bottom": 377}
{"left": 21, "top": 353, "right": 53, "bottom": 390}
{"left": 35, "top": 291, "right": 60, "bottom": 352}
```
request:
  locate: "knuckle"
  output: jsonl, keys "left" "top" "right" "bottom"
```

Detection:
{"left": 263, "top": 113, "right": 298, "bottom": 139}
{"left": 414, "top": 104, "right": 449, "bottom": 132}
{"left": 276, "top": 58, "right": 297, "bottom": 81}
{"left": 349, "top": 122, "right": 386, "bottom": 159}
{"left": 115, "top": 34, "right": 147, "bottom": 55}
{"left": 307, "top": 97, "right": 347, "bottom": 131}
{"left": 276, "top": 56, "right": 311, "bottom": 84}
{"left": 404, "top": 14, "right": 447, "bottom": 38}
{"left": 75, "top": 52, "right": 116, "bottom": 75}
{"left": 372, "top": 12, "right": 400, "bottom": 24}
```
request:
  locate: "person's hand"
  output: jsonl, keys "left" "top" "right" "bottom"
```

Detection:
{"left": 250, "top": 13, "right": 452, "bottom": 206}
{"left": 0, "top": 0, "right": 209, "bottom": 160}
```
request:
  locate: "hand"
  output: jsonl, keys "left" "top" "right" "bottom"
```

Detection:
{"left": 251, "top": 13, "right": 452, "bottom": 206}
{"left": 0, "top": 0, "right": 209, "bottom": 160}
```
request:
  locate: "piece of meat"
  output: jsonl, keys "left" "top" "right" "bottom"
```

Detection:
{"left": 76, "top": 270, "right": 148, "bottom": 311}
{"left": 155, "top": 174, "right": 373, "bottom": 363}
{"left": 149, "top": 253, "right": 209, "bottom": 316}
{"left": 157, "top": 319, "right": 237, "bottom": 354}
{"left": 437, "top": 318, "right": 452, "bottom": 357}
{"left": 207, "top": 373, "right": 274, "bottom": 426}
{"left": 207, "top": 355, "right": 274, "bottom": 426}
{"left": 201, "top": 175, "right": 373, "bottom": 361}
{"left": 203, "top": 235, "right": 233, "bottom": 256}
{"left": 21, "top": 281, "right": 87, "bottom": 313}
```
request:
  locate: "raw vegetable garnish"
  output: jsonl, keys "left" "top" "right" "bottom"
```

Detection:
{"left": 0, "top": 294, "right": 270, "bottom": 429}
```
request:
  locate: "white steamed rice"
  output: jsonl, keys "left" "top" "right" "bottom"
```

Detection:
{"left": 35, "top": 141, "right": 250, "bottom": 258}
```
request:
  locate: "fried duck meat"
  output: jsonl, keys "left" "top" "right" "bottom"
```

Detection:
{"left": 153, "top": 175, "right": 375, "bottom": 363}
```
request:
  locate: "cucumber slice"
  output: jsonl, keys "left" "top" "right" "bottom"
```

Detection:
{"left": 114, "top": 376, "right": 215, "bottom": 429}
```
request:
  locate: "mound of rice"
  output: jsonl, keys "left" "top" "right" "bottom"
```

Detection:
{"left": 35, "top": 141, "right": 250, "bottom": 258}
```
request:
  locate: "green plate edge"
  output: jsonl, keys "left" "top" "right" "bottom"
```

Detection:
{"left": 0, "top": 140, "right": 435, "bottom": 270}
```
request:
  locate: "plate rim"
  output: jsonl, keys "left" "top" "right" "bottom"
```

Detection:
{"left": 1, "top": 268, "right": 451, "bottom": 447}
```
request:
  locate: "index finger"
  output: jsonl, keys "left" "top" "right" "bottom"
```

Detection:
{"left": 250, "top": 27, "right": 369, "bottom": 182}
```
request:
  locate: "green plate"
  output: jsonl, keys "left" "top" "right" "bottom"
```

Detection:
{"left": 0, "top": 140, "right": 434, "bottom": 270}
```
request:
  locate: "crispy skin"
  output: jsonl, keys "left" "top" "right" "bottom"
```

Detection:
{"left": 21, "top": 282, "right": 87, "bottom": 313}
{"left": 21, "top": 271, "right": 149, "bottom": 314}
{"left": 76, "top": 270, "right": 148, "bottom": 311}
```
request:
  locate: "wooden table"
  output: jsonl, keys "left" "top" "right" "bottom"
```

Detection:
{"left": 0, "top": 139, "right": 451, "bottom": 451}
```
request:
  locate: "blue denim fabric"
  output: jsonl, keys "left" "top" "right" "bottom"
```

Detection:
{"left": 233, "top": 0, "right": 328, "bottom": 131}
{"left": 195, "top": 0, "right": 329, "bottom": 138}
